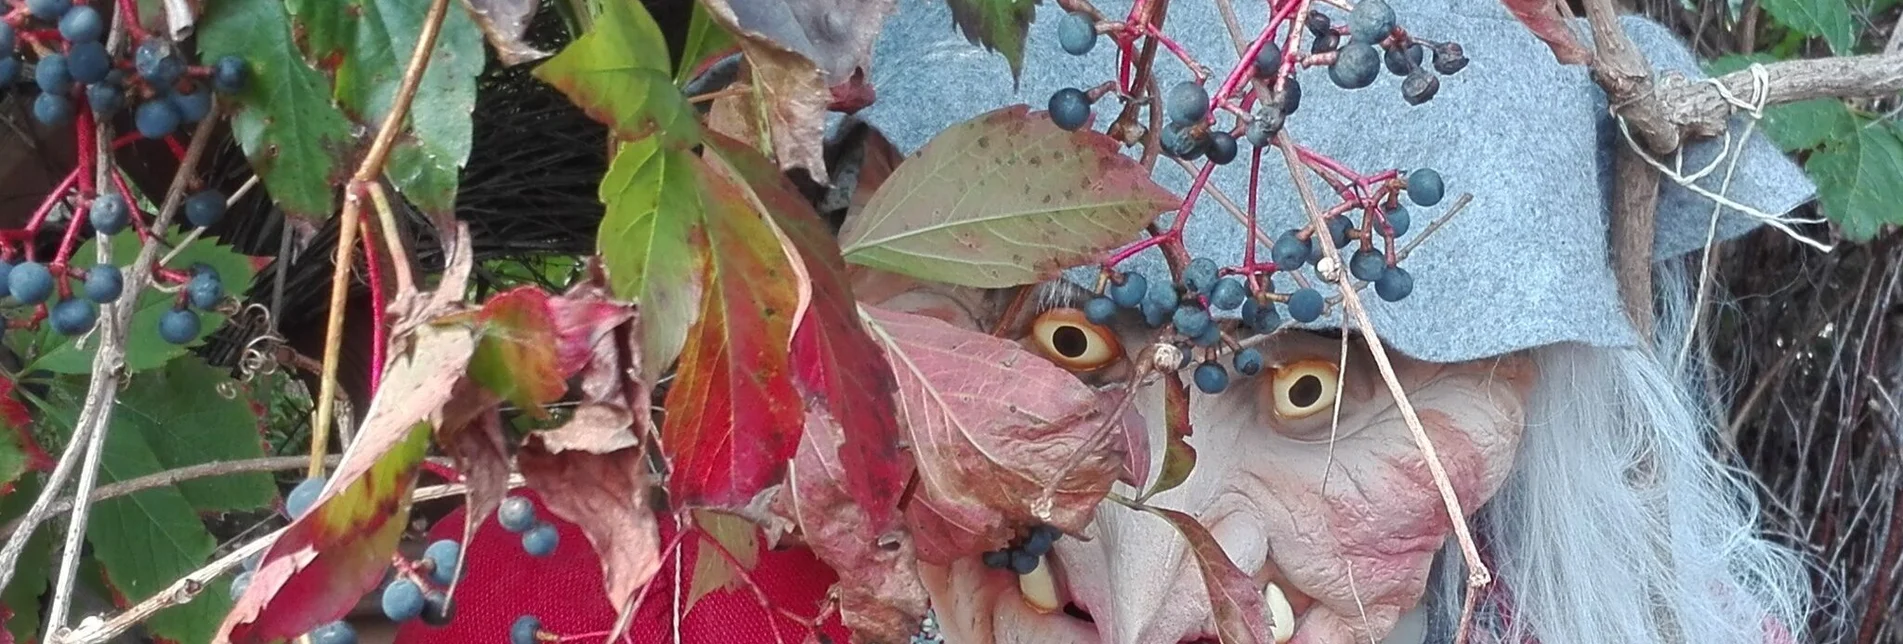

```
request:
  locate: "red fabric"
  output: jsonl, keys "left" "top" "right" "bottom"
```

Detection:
{"left": 395, "top": 491, "right": 850, "bottom": 644}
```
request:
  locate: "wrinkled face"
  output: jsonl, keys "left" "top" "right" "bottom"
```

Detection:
{"left": 862, "top": 276, "right": 1534, "bottom": 644}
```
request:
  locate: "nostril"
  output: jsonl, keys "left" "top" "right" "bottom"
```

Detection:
{"left": 1061, "top": 601, "right": 1094, "bottom": 623}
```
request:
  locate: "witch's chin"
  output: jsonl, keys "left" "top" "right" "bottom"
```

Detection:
{"left": 919, "top": 559, "right": 1100, "bottom": 644}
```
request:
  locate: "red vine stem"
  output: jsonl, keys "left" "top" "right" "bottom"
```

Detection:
{"left": 113, "top": 0, "right": 146, "bottom": 41}
{"left": 358, "top": 218, "right": 386, "bottom": 394}
{"left": 108, "top": 171, "right": 153, "bottom": 243}
{"left": 24, "top": 170, "right": 81, "bottom": 239}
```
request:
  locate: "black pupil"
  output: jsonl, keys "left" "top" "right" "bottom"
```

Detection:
{"left": 1290, "top": 374, "right": 1323, "bottom": 407}
{"left": 1051, "top": 325, "right": 1089, "bottom": 358}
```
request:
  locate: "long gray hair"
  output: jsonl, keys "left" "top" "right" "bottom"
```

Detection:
{"left": 1423, "top": 261, "right": 1816, "bottom": 643}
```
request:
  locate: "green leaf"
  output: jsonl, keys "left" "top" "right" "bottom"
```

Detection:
{"left": 598, "top": 138, "right": 706, "bottom": 381}
{"left": 676, "top": 2, "right": 735, "bottom": 84}
{"left": 944, "top": 0, "right": 1038, "bottom": 81}
{"left": 1, "top": 477, "right": 54, "bottom": 644}
{"left": 199, "top": 0, "right": 356, "bottom": 220}
{"left": 1807, "top": 122, "right": 1903, "bottom": 241}
{"left": 36, "top": 378, "right": 234, "bottom": 644}
{"left": 27, "top": 233, "right": 257, "bottom": 375}
{"left": 114, "top": 358, "right": 274, "bottom": 512}
{"left": 838, "top": 105, "right": 1179, "bottom": 287}
{"left": 1704, "top": 54, "right": 1856, "bottom": 151}
{"left": 1759, "top": 0, "right": 1856, "bottom": 54}
{"left": 535, "top": 0, "right": 700, "bottom": 145}
{"left": 283, "top": 0, "right": 484, "bottom": 216}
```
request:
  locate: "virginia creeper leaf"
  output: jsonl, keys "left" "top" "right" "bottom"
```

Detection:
{"left": 1498, "top": 0, "right": 1591, "bottom": 65}
{"left": 1147, "top": 507, "right": 1275, "bottom": 644}
{"left": 534, "top": 0, "right": 699, "bottom": 145}
{"left": 517, "top": 429, "right": 659, "bottom": 642}
{"left": 781, "top": 406, "right": 928, "bottom": 641}
{"left": 860, "top": 305, "right": 1132, "bottom": 563}
{"left": 676, "top": 2, "right": 736, "bottom": 83}
{"left": 198, "top": 0, "right": 354, "bottom": 220}
{"left": 468, "top": 286, "right": 635, "bottom": 414}
{"left": 0, "top": 376, "right": 45, "bottom": 490}
{"left": 1142, "top": 370, "right": 1197, "bottom": 501}
{"left": 695, "top": 0, "right": 834, "bottom": 175}
{"left": 705, "top": 132, "right": 906, "bottom": 523}
{"left": 599, "top": 138, "right": 706, "bottom": 382}
{"left": 698, "top": 0, "right": 893, "bottom": 82}
{"left": 661, "top": 153, "right": 806, "bottom": 509}
{"left": 1760, "top": 0, "right": 1856, "bottom": 55}
{"left": 113, "top": 358, "right": 274, "bottom": 511}
{"left": 943, "top": 0, "right": 1036, "bottom": 82}
{"left": 30, "top": 232, "right": 256, "bottom": 375}
{"left": 0, "top": 478, "right": 53, "bottom": 644}
{"left": 445, "top": 410, "right": 511, "bottom": 602}
{"left": 458, "top": 0, "right": 551, "bottom": 65}
{"left": 685, "top": 510, "right": 762, "bottom": 609}
{"left": 839, "top": 105, "right": 1178, "bottom": 287}
{"left": 1807, "top": 122, "right": 1903, "bottom": 242}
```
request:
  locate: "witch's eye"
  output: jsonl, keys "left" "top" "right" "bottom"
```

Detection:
{"left": 1272, "top": 359, "right": 1340, "bottom": 419}
{"left": 1029, "top": 308, "right": 1123, "bottom": 372}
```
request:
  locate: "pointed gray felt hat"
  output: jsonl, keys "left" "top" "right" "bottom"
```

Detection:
{"left": 850, "top": 0, "right": 1816, "bottom": 363}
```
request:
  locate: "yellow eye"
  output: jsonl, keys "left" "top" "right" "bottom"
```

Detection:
{"left": 1029, "top": 308, "right": 1123, "bottom": 372}
{"left": 1272, "top": 359, "right": 1340, "bottom": 419}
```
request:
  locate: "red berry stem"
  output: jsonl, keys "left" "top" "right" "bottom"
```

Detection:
{"left": 162, "top": 135, "right": 187, "bottom": 162}
{"left": 420, "top": 460, "right": 460, "bottom": 482}
{"left": 1101, "top": 229, "right": 1173, "bottom": 267}
{"left": 52, "top": 204, "right": 89, "bottom": 265}
{"left": 115, "top": 0, "right": 146, "bottom": 41}
{"left": 1128, "top": 23, "right": 1204, "bottom": 81}
{"left": 1209, "top": 16, "right": 1288, "bottom": 117}
{"left": 108, "top": 168, "right": 154, "bottom": 243}
{"left": 1244, "top": 144, "right": 1263, "bottom": 271}
{"left": 358, "top": 219, "right": 388, "bottom": 395}
{"left": 25, "top": 168, "right": 82, "bottom": 238}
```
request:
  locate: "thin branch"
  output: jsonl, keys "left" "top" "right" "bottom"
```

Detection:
{"left": 0, "top": 456, "right": 346, "bottom": 540}
{"left": 366, "top": 182, "right": 417, "bottom": 294}
{"left": 1661, "top": 51, "right": 1903, "bottom": 141}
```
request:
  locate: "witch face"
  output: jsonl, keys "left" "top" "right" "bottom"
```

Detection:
{"left": 871, "top": 280, "right": 1535, "bottom": 644}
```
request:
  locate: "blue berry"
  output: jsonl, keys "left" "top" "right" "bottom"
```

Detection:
{"left": 1306, "top": 11, "right": 1333, "bottom": 36}
{"left": 33, "top": 93, "right": 74, "bottom": 126}
{"left": 1057, "top": 11, "right": 1097, "bottom": 56}
{"left": 285, "top": 476, "right": 325, "bottom": 518}
{"left": 171, "top": 85, "right": 213, "bottom": 123}
{"left": 1330, "top": 43, "right": 1381, "bottom": 89}
{"left": 135, "top": 100, "right": 181, "bottom": 138}
{"left": 1381, "top": 207, "right": 1411, "bottom": 237}
{"left": 1407, "top": 168, "right": 1444, "bottom": 206}
{"left": 1311, "top": 31, "right": 1339, "bottom": 55}
{"left": 0, "top": 58, "right": 19, "bottom": 86}
{"left": 84, "top": 264, "right": 122, "bottom": 303}
{"left": 1205, "top": 130, "right": 1238, "bottom": 165}
{"left": 1241, "top": 295, "right": 1278, "bottom": 331}
{"left": 511, "top": 615, "right": 543, "bottom": 644}
{"left": 213, "top": 56, "right": 248, "bottom": 93}
{"left": 1247, "top": 106, "right": 1282, "bottom": 147}
{"left": 1279, "top": 76, "right": 1303, "bottom": 115}
{"left": 1252, "top": 41, "right": 1283, "bottom": 79}
{"left": 1287, "top": 288, "right": 1325, "bottom": 322}
{"left": 1325, "top": 214, "right": 1355, "bottom": 247}
{"left": 1348, "top": 0, "right": 1396, "bottom": 43}
{"left": 0, "top": 260, "right": 13, "bottom": 299}
{"left": 1375, "top": 266, "right": 1413, "bottom": 302}
{"left": 1140, "top": 287, "right": 1175, "bottom": 328}
{"left": 1193, "top": 361, "right": 1229, "bottom": 394}
{"left": 184, "top": 190, "right": 226, "bottom": 228}
{"left": 34, "top": 53, "right": 71, "bottom": 95}
{"left": 1159, "top": 122, "right": 1204, "bottom": 160}
{"left": 1165, "top": 81, "right": 1208, "bottom": 125}
{"left": 1108, "top": 272, "right": 1147, "bottom": 308}
{"left": 158, "top": 307, "right": 200, "bottom": 344}
{"left": 90, "top": 193, "right": 129, "bottom": 235}
{"left": 1349, "top": 249, "right": 1388, "bottom": 282}
{"left": 1022, "top": 526, "right": 1057, "bottom": 557}
{"left": 308, "top": 621, "right": 357, "bottom": 644}
{"left": 1191, "top": 323, "right": 1222, "bottom": 347}
{"left": 381, "top": 578, "right": 425, "bottom": 621}
{"left": 523, "top": 522, "right": 558, "bottom": 557}
{"left": 134, "top": 39, "right": 184, "bottom": 86}
{"left": 26, "top": 0, "right": 70, "bottom": 22}
{"left": 0, "top": 23, "right": 14, "bottom": 53}
{"left": 423, "top": 539, "right": 460, "bottom": 586}
{"left": 497, "top": 495, "right": 537, "bottom": 533}
{"left": 87, "top": 82, "right": 125, "bottom": 117}
{"left": 1008, "top": 550, "right": 1037, "bottom": 575}
{"left": 242, "top": 552, "right": 262, "bottom": 571}
{"left": 981, "top": 549, "right": 1009, "bottom": 569}
{"left": 1171, "top": 306, "right": 1211, "bottom": 338}
{"left": 419, "top": 591, "right": 455, "bottom": 626}
{"left": 1234, "top": 348, "right": 1265, "bottom": 376}
{"left": 50, "top": 299, "right": 97, "bottom": 336}
{"left": 58, "top": 5, "right": 104, "bottom": 42}
{"left": 1209, "top": 278, "right": 1247, "bottom": 310}
{"left": 187, "top": 268, "right": 222, "bottom": 309}
{"left": 1083, "top": 296, "right": 1117, "bottom": 324}
{"left": 1270, "top": 230, "right": 1311, "bottom": 268}
{"left": 230, "top": 570, "right": 252, "bottom": 600}
{"left": 1047, "top": 88, "right": 1091, "bottom": 132}
{"left": 1182, "top": 257, "right": 1219, "bottom": 293}
{"left": 1385, "top": 42, "right": 1425, "bottom": 76}
{"left": 65, "top": 41, "right": 109, "bottom": 83}
{"left": 9, "top": 262, "right": 53, "bottom": 304}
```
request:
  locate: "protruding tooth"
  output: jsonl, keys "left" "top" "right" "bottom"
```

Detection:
{"left": 1019, "top": 555, "right": 1060, "bottom": 614}
{"left": 1264, "top": 582, "right": 1296, "bottom": 643}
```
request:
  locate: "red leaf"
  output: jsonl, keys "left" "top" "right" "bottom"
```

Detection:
{"left": 469, "top": 286, "right": 635, "bottom": 416}
{"left": 660, "top": 153, "right": 807, "bottom": 509}
{"left": 781, "top": 406, "right": 928, "bottom": 641}
{"left": 1148, "top": 507, "right": 1276, "bottom": 644}
{"left": 704, "top": 132, "right": 907, "bottom": 525}
{"left": 518, "top": 422, "right": 660, "bottom": 641}
{"left": 860, "top": 306, "right": 1135, "bottom": 563}
{"left": 1501, "top": 0, "right": 1592, "bottom": 64}
{"left": 0, "top": 375, "right": 51, "bottom": 475}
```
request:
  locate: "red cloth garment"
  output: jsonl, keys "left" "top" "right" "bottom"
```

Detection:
{"left": 395, "top": 492, "right": 851, "bottom": 644}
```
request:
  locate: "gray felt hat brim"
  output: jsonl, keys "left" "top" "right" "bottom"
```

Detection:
{"left": 852, "top": 0, "right": 1816, "bottom": 363}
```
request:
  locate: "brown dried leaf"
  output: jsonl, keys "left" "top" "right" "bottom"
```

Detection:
{"left": 785, "top": 406, "right": 927, "bottom": 642}
{"left": 518, "top": 424, "right": 659, "bottom": 643}
{"left": 685, "top": 509, "right": 762, "bottom": 610}
{"left": 456, "top": 0, "right": 549, "bottom": 65}
{"left": 694, "top": 0, "right": 834, "bottom": 176}
{"left": 1141, "top": 370, "right": 1196, "bottom": 500}
{"left": 1500, "top": 0, "right": 1592, "bottom": 65}
{"left": 445, "top": 410, "right": 511, "bottom": 602}
{"left": 1148, "top": 507, "right": 1275, "bottom": 644}
{"left": 860, "top": 305, "right": 1129, "bottom": 564}
{"left": 846, "top": 124, "right": 902, "bottom": 221}
{"left": 705, "top": 0, "right": 893, "bottom": 82}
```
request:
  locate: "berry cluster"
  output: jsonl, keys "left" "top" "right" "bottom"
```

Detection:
{"left": 497, "top": 494, "right": 561, "bottom": 558}
{"left": 377, "top": 539, "right": 460, "bottom": 627}
{"left": 979, "top": 524, "right": 1062, "bottom": 575}
{"left": 3, "top": 0, "right": 247, "bottom": 131}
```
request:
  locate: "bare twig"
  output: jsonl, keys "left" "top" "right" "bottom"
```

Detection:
{"left": 0, "top": 456, "right": 347, "bottom": 540}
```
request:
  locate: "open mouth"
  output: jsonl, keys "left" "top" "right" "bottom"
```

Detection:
{"left": 989, "top": 548, "right": 1304, "bottom": 644}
